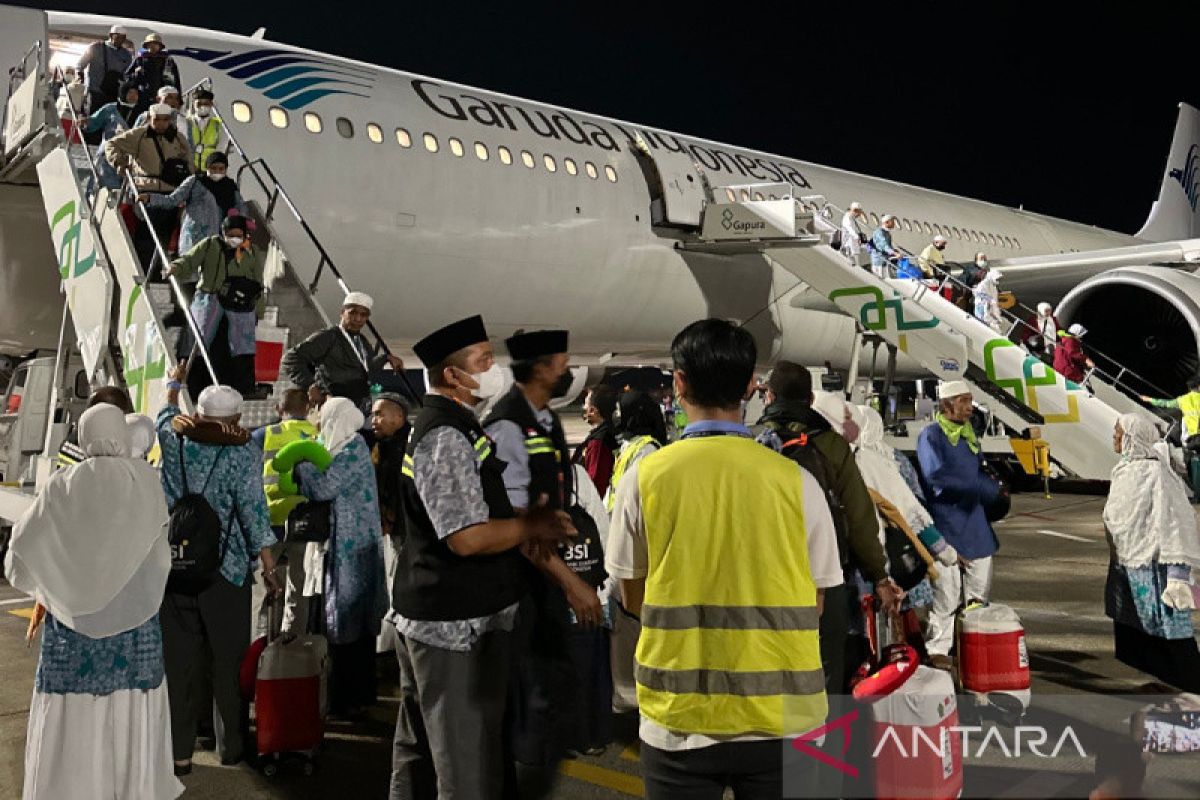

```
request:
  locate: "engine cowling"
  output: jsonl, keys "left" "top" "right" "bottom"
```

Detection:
{"left": 1056, "top": 265, "right": 1200, "bottom": 395}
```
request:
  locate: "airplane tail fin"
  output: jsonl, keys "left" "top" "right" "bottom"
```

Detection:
{"left": 1137, "top": 102, "right": 1200, "bottom": 242}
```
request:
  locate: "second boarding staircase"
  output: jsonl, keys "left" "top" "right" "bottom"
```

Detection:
{"left": 678, "top": 183, "right": 1163, "bottom": 481}
{"left": 0, "top": 45, "right": 399, "bottom": 427}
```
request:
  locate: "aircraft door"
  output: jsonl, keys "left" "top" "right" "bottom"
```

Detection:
{"left": 628, "top": 133, "right": 708, "bottom": 229}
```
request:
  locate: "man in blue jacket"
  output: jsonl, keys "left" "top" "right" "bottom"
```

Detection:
{"left": 917, "top": 380, "right": 1000, "bottom": 669}
{"left": 870, "top": 214, "right": 901, "bottom": 278}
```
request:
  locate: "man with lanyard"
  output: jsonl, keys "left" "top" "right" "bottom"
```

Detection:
{"left": 389, "top": 316, "right": 575, "bottom": 800}
{"left": 1143, "top": 373, "right": 1200, "bottom": 501}
{"left": 483, "top": 330, "right": 604, "bottom": 799}
{"left": 281, "top": 292, "right": 405, "bottom": 415}
{"left": 606, "top": 319, "right": 843, "bottom": 798}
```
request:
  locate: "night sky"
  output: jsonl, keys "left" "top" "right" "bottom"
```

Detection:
{"left": 22, "top": 1, "right": 1200, "bottom": 234}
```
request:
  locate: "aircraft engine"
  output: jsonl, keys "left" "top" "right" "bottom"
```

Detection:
{"left": 1057, "top": 265, "right": 1200, "bottom": 395}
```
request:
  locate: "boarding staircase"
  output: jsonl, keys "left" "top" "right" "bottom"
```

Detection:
{"left": 678, "top": 183, "right": 1165, "bottom": 481}
{"left": 0, "top": 44, "right": 406, "bottom": 433}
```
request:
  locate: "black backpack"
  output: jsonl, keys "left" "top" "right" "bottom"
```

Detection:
{"left": 166, "top": 439, "right": 231, "bottom": 595}
{"left": 779, "top": 432, "right": 850, "bottom": 568}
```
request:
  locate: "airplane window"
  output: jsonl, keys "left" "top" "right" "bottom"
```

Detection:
{"left": 932, "top": 224, "right": 943, "bottom": 236}
{"left": 543, "top": 154, "right": 557, "bottom": 172}
{"left": 604, "top": 165, "right": 618, "bottom": 182}
{"left": 521, "top": 150, "right": 535, "bottom": 168}
{"left": 869, "top": 213, "right": 880, "bottom": 227}
{"left": 232, "top": 101, "right": 252, "bottom": 123}
{"left": 564, "top": 157, "right": 578, "bottom": 176}
{"left": 951, "top": 226, "right": 961, "bottom": 239}
{"left": 336, "top": 117, "right": 353, "bottom": 138}
{"left": 475, "top": 142, "right": 489, "bottom": 161}
{"left": 1004, "top": 236, "right": 1014, "bottom": 248}
{"left": 987, "top": 233, "right": 997, "bottom": 245}
{"left": 753, "top": 191, "right": 764, "bottom": 201}
{"left": 396, "top": 128, "right": 412, "bottom": 148}
{"left": 498, "top": 146, "right": 513, "bottom": 165}
{"left": 970, "top": 230, "right": 980, "bottom": 243}
{"left": 1014, "top": 237, "right": 1021, "bottom": 248}
{"left": 450, "top": 138, "right": 464, "bottom": 157}
{"left": 768, "top": 194, "right": 777, "bottom": 200}
{"left": 726, "top": 188, "right": 736, "bottom": 202}
{"left": 902, "top": 219, "right": 912, "bottom": 231}
{"left": 922, "top": 221, "right": 932, "bottom": 235}
{"left": 424, "top": 133, "right": 439, "bottom": 153}
{"left": 269, "top": 106, "right": 288, "bottom": 128}
{"left": 304, "top": 112, "right": 322, "bottom": 134}
{"left": 740, "top": 189, "right": 750, "bottom": 201}
{"left": 367, "top": 122, "right": 383, "bottom": 144}
{"left": 585, "top": 162, "right": 598, "bottom": 179}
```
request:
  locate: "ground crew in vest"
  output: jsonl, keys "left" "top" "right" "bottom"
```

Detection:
{"left": 388, "top": 316, "right": 575, "bottom": 800}
{"left": 188, "top": 88, "right": 227, "bottom": 171}
{"left": 483, "top": 329, "right": 605, "bottom": 799}
{"left": 1143, "top": 374, "right": 1200, "bottom": 501}
{"left": 607, "top": 320, "right": 843, "bottom": 799}
{"left": 252, "top": 387, "right": 316, "bottom": 634}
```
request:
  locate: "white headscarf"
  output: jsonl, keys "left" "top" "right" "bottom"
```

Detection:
{"left": 812, "top": 390, "right": 848, "bottom": 436}
{"left": 126, "top": 413, "right": 156, "bottom": 459}
{"left": 319, "top": 397, "right": 364, "bottom": 456}
{"left": 1103, "top": 413, "right": 1200, "bottom": 569}
{"left": 4, "top": 405, "right": 170, "bottom": 637}
{"left": 851, "top": 405, "right": 934, "bottom": 535}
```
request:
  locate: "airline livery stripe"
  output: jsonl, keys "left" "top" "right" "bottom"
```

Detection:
{"left": 264, "top": 76, "right": 373, "bottom": 101}
{"left": 209, "top": 47, "right": 289, "bottom": 70}
{"left": 230, "top": 55, "right": 334, "bottom": 80}
{"left": 634, "top": 665, "right": 825, "bottom": 697}
{"left": 641, "top": 604, "right": 820, "bottom": 631}
{"left": 280, "top": 89, "right": 371, "bottom": 111}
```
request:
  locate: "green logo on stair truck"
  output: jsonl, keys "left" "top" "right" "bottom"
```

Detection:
{"left": 983, "top": 339, "right": 1080, "bottom": 423}
{"left": 828, "top": 286, "right": 941, "bottom": 331}
{"left": 122, "top": 285, "right": 167, "bottom": 414}
{"left": 50, "top": 200, "right": 96, "bottom": 279}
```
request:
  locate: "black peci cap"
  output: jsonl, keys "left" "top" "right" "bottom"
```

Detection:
{"left": 413, "top": 315, "right": 489, "bottom": 366}
{"left": 505, "top": 330, "right": 569, "bottom": 361}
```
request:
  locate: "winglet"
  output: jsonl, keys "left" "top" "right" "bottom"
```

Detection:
{"left": 1137, "top": 102, "right": 1200, "bottom": 242}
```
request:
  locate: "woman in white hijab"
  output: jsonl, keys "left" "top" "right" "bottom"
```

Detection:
{"left": 6, "top": 405, "right": 182, "bottom": 799}
{"left": 973, "top": 270, "right": 1005, "bottom": 332}
{"left": 296, "top": 397, "right": 387, "bottom": 715}
{"left": 848, "top": 405, "right": 959, "bottom": 612}
{"left": 1103, "top": 412, "right": 1200, "bottom": 691}
{"left": 811, "top": 390, "right": 859, "bottom": 444}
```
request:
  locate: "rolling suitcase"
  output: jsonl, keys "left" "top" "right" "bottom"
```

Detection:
{"left": 253, "top": 596, "right": 328, "bottom": 776}
{"left": 955, "top": 571, "right": 1031, "bottom": 724}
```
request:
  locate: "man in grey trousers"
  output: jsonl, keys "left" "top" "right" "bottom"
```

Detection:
{"left": 388, "top": 316, "right": 575, "bottom": 799}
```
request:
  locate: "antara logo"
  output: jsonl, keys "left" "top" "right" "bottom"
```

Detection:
{"left": 172, "top": 47, "right": 376, "bottom": 110}
{"left": 1169, "top": 144, "right": 1200, "bottom": 212}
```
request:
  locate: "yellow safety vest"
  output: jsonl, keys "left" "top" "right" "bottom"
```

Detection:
{"left": 605, "top": 436, "right": 656, "bottom": 512}
{"left": 190, "top": 116, "right": 224, "bottom": 170}
{"left": 634, "top": 436, "right": 827, "bottom": 737}
{"left": 1180, "top": 391, "right": 1200, "bottom": 437}
{"left": 262, "top": 418, "right": 318, "bottom": 526}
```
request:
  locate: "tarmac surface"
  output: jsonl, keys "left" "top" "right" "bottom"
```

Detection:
{"left": 1, "top": 490, "right": 1199, "bottom": 798}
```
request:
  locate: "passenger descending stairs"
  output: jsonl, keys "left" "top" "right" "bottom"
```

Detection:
{"left": 679, "top": 184, "right": 1161, "bottom": 481}
{"left": 0, "top": 55, "right": 355, "bottom": 427}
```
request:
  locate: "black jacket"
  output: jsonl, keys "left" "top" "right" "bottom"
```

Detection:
{"left": 281, "top": 326, "right": 388, "bottom": 404}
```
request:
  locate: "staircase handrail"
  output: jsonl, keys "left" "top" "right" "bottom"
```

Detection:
{"left": 119, "top": 170, "right": 219, "bottom": 387}
{"left": 812, "top": 197, "right": 1174, "bottom": 401}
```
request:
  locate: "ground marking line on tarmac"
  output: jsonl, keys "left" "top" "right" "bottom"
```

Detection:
{"left": 619, "top": 743, "right": 640, "bottom": 762}
{"left": 1035, "top": 528, "right": 1093, "bottom": 543}
{"left": 0, "top": 596, "right": 33, "bottom": 608}
{"left": 7, "top": 607, "right": 34, "bottom": 619}
{"left": 559, "top": 760, "right": 645, "bottom": 797}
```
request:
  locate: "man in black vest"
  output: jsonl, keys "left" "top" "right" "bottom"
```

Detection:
{"left": 483, "top": 330, "right": 603, "bottom": 799}
{"left": 389, "top": 315, "right": 575, "bottom": 800}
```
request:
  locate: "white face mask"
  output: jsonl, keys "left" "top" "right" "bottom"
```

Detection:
{"left": 467, "top": 363, "right": 505, "bottom": 401}
{"left": 976, "top": 260, "right": 988, "bottom": 268}
{"left": 224, "top": 235, "right": 244, "bottom": 248}
{"left": 207, "top": 170, "right": 226, "bottom": 180}
{"left": 195, "top": 105, "right": 212, "bottom": 117}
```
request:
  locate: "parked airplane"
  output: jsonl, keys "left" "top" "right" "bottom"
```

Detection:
{"left": 3, "top": 7, "right": 1200, "bottom": 393}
